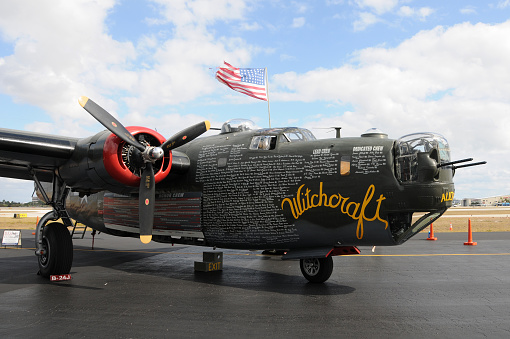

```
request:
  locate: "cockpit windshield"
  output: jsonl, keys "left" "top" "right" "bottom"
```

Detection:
{"left": 280, "top": 128, "right": 316, "bottom": 142}
{"left": 395, "top": 133, "right": 450, "bottom": 183}
{"left": 220, "top": 119, "right": 256, "bottom": 134}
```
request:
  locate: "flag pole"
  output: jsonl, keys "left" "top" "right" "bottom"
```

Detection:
{"left": 265, "top": 67, "right": 271, "bottom": 128}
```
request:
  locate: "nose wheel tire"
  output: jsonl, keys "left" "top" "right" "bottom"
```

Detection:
{"left": 38, "top": 222, "right": 73, "bottom": 278}
{"left": 300, "top": 256, "right": 334, "bottom": 283}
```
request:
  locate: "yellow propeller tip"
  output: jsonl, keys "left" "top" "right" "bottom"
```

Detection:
{"left": 78, "top": 96, "right": 89, "bottom": 108}
{"left": 205, "top": 120, "right": 211, "bottom": 131}
{"left": 140, "top": 235, "right": 152, "bottom": 244}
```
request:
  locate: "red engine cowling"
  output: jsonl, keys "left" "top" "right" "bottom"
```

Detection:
{"left": 58, "top": 126, "right": 172, "bottom": 194}
{"left": 103, "top": 126, "right": 172, "bottom": 187}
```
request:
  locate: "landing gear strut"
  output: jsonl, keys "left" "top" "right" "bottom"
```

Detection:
{"left": 300, "top": 256, "right": 334, "bottom": 283}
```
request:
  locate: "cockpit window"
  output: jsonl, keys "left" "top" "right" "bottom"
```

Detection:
{"left": 301, "top": 129, "right": 316, "bottom": 141}
{"left": 281, "top": 128, "right": 316, "bottom": 143}
{"left": 249, "top": 135, "right": 277, "bottom": 150}
{"left": 395, "top": 133, "right": 450, "bottom": 183}
{"left": 250, "top": 127, "right": 317, "bottom": 146}
{"left": 285, "top": 131, "right": 304, "bottom": 142}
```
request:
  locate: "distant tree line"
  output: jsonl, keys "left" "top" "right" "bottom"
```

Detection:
{"left": 0, "top": 200, "right": 46, "bottom": 207}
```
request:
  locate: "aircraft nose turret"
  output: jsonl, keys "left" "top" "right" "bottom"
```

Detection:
{"left": 416, "top": 151, "right": 440, "bottom": 182}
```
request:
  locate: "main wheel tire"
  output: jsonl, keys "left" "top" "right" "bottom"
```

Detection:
{"left": 38, "top": 222, "right": 73, "bottom": 278}
{"left": 300, "top": 256, "right": 334, "bottom": 283}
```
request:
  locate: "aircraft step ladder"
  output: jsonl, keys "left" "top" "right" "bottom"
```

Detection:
{"left": 71, "top": 220, "right": 88, "bottom": 239}
{"left": 58, "top": 210, "right": 87, "bottom": 239}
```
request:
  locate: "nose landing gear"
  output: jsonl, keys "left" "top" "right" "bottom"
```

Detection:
{"left": 300, "top": 256, "right": 334, "bottom": 283}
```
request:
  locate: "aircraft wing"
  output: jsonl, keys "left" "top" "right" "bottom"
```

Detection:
{"left": 0, "top": 128, "right": 78, "bottom": 182}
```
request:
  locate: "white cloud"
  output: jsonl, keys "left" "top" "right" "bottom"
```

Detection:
{"left": 352, "top": 2, "right": 435, "bottom": 30}
{"left": 0, "top": 0, "right": 136, "bottom": 134}
{"left": 354, "top": 0, "right": 399, "bottom": 15}
{"left": 460, "top": 6, "right": 477, "bottom": 15}
{"left": 398, "top": 5, "right": 413, "bottom": 17}
{"left": 398, "top": 6, "right": 434, "bottom": 21}
{"left": 291, "top": 1, "right": 309, "bottom": 14}
{"left": 291, "top": 17, "right": 306, "bottom": 28}
{"left": 240, "top": 21, "right": 262, "bottom": 31}
{"left": 0, "top": 0, "right": 257, "bottom": 137}
{"left": 497, "top": 0, "right": 510, "bottom": 9}
{"left": 353, "top": 11, "right": 380, "bottom": 31}
{"left": 149, "top": 0, "right": 248, "bottom": 29}
{"left": 272, "top": 21, "right": 510, "bottom": 197}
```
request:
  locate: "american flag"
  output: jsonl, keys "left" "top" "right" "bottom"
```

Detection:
{"left": 215, "top": 61, "right": 268, "bottom": 101}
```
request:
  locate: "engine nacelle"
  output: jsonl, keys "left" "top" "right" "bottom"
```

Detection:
{"left": 59, "top": 127, "right": 172, "bottom": 195}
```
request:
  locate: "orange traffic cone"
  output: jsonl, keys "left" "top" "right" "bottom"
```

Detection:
{"left": 427, "top": 223, "right": 437, "bottom": 241}
{"left": 464, "top": 218, "right": 477, "bottom": 246}
{"left": 449, "top": 223, "right": 453, "bottom": 231}
{"left": 32, "top": 216, "right": 40, "bottom": 235}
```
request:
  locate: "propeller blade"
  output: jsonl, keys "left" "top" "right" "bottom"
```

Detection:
{"left": 79, "top": 96, "right": 145, "bottom": 151}
{"left": 161, "top": 121, "right": 211, "bottom": 152}
{"left": 139, "top": 162, "right": 155, "bottom": 244}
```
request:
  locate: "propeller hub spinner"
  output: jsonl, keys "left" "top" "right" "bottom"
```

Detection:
{"left": 143, "top": 146, "right": 164, "bottom": 163}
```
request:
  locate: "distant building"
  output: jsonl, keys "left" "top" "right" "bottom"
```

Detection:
{"left": 452, "top": 199, "right": 462, "bottom": 206}
{"left": 462, "top": 195, "right": 510, "bottom": 206}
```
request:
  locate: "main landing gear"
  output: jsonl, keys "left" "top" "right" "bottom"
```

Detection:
{"left": 38, "top": 222, "right": 73, "bottom": 278}
{"left": 32, "top": 171, "right": 74, "bottom": 278}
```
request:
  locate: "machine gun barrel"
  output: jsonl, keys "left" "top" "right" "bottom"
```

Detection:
{"left": 452, "top": 161, "right": 487, "bottom": 170}
{"left": 437, "top": 158, "right": 473, "bottom": 168}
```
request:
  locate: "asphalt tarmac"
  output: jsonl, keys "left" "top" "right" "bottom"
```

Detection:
{"left": 1, "top": 230, "right": 510, "bottom": 338}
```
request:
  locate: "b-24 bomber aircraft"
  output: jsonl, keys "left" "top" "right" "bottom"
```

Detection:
{"left": 0, "top": 97, "right": 485, "bottom": 283}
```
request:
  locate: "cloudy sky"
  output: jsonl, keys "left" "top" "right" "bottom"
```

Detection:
{"left": 0, "top": 0, "right": 509, "bottom": 202}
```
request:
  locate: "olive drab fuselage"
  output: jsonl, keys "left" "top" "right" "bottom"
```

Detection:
{"left": 66, "top": 125, "right": 455, "bottom": 251}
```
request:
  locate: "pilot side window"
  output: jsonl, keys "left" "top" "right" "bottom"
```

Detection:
{"left": 249, "top": 136, "right": 277, "bottom": 150}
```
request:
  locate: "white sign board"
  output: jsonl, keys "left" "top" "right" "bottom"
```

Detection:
{"left": 2, "top": 230, "right": 21, "bottom": 247}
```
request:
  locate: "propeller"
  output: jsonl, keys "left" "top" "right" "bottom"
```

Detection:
{"left": 78, "top": 96, "right": 145, "bottom": 151}
{"left": 79, "top": 96, "right": 210, "bottom": 243}
{"left": 161, "top": 121, "right": 211, "bottom": 152}
{"left": 139, "top": 162, "right": 155, "bottom": 244}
